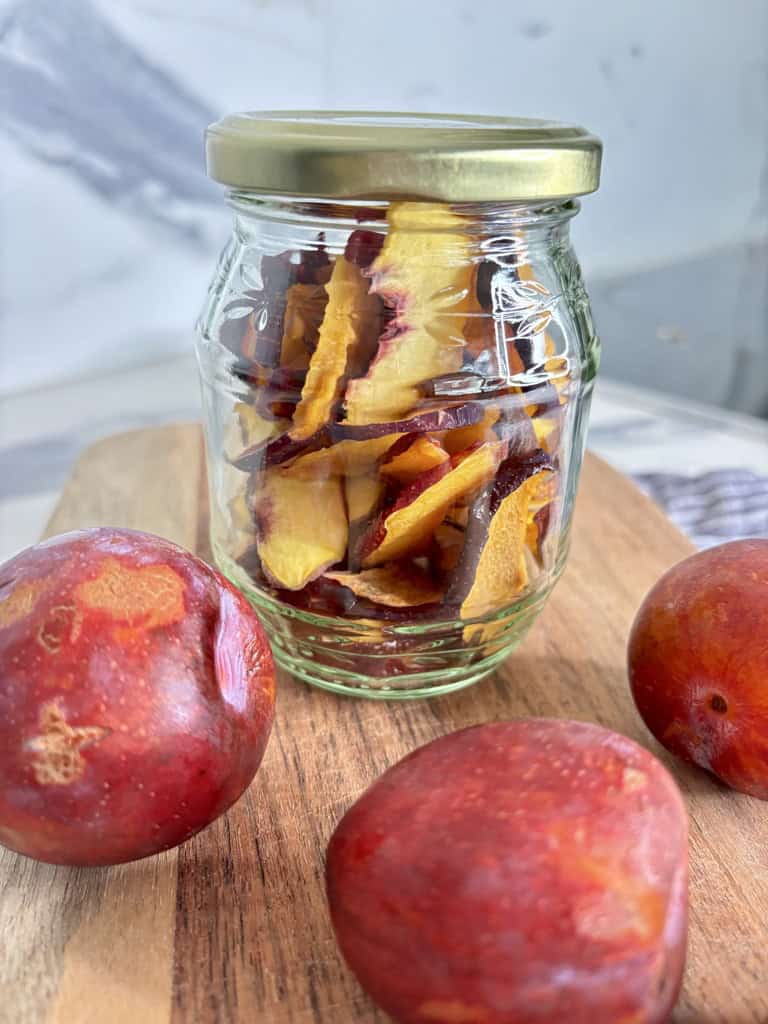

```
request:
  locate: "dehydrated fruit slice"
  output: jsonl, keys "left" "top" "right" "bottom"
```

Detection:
{"left": 264, "top": 366, "right": 308, "bottom": 419}
{"left": 344, "top": 229, "right": 386, "bottom": 270}
{"left": 526, "top": 467, "right": 558, "bottom": 513}
{"left": 343, "top": 203, "right": 474, "bottom": 425}
{"left": 545, "top": 352, "right": 571, "bottom": 404}
{"left": 448, "top": 449, "right": 552, "bottom": 620}
{"left": 287, "top": 435, "right": 398, "bottom": 479}
{"left": 219, "top": 244, "right": 330, "bottom": 371}
{"left": 330, "top": 402, "right": 484, "bottom": 442}
{"left": 226, "top": 405, "right": 290, "bottom": 471}
{"left": 441, "top": 404, "right": 501, "bottom": 454}
{"left": 279, "top": 283, "right": 328, "bottom": 370}
{"left": 361, "top": 442, "right": 506, "bottom": 569}
{"left": 445, "top": 506, "right": 469, "bottom": 529}
{"left": 251, "top": 468, "right": 347, "bottom": 590}
{"left": 525, "top": 471, "right": 558, "bottom": 562}
{"left": 380, "top": 435, "right": 449, "bottom": 485}
{"left": 325, "top": 565, "right": 443, "bottom": 608}
{"left": 532, "top": 416, "right": 558, "bottom": 448}
{"left": 234, "top": 401, "right": 279, "bottom": 448}
{"left": 345, "top": 474, "right": 385, "bottom": 522}
{"left": 526, "top": 504, "right": 553, "bottom": 563}
{"left": 261, "top": 429, "right": 328, "bottom": 468}
{"left": 345, "top": 474, "right": 386, "bottom": 572}
{"left": 291, "top": 257, "right": 381, "bottom": 442}
{"left": 234, "top": 421, "right": 321, "bottom": 472}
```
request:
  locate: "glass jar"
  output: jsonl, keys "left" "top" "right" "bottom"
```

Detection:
{"left": 196, "top": 113, "right": 602, "bottom": 698}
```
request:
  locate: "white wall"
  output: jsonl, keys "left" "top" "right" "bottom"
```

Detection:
{"left": 1, "top": 0, "right": 766, "bottom": 399}
{"left": 100, "top": 0, "right": 768, "bottom": 273}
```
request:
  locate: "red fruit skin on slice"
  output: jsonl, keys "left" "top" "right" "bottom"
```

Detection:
{"left": 345, "top": 230, "right": 385, "bottom": 271}
{"left": 359, "top": 462, "right": 451, "bottom": 566}
{"left": 330, "top": 403, "right": 485, "bottom": 443}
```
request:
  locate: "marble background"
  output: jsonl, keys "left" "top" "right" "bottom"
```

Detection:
{"left": 1, "top": 0, "right": 767, "bottom": 412}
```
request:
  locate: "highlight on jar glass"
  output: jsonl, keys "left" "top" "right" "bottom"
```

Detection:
{"left": 196, "top": 112, "right": 602, "bottom": 698}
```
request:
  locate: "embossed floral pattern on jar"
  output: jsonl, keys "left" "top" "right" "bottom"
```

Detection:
{"left": 196, "top": 112, "right": 602, "bottom": 697}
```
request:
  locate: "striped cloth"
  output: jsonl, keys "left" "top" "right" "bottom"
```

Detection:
{"left": 633, "top": 470, "right": 768, "bottom": 549}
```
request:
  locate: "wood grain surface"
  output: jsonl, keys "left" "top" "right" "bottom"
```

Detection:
{"left": 1, "top": 423, "right": 766, "bottom": 1024}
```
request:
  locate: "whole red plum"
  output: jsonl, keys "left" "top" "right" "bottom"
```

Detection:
{"left": 0, "top": 527, "right": 275, "bottom": 866}
{"left": 326, "top": 719, "right": 688, "bottom": 1024}
{"left": 629, "top": 538, "right": 768, "bottom": 798}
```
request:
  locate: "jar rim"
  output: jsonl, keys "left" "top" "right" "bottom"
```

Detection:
{"left": 205, "top": 110, "right": 602, "bottom": 202}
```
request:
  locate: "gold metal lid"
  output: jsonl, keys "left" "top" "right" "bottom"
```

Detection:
{"left": 205, "top": 111, "right": 602, "bottom": 202}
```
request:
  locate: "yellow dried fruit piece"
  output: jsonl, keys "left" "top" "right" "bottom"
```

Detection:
{"left": 445, "top": 506, "right": 469, "bottom": 529}
{"left": 362, "top": 442, "right": 505, "bottom": 568}
{"left": 441, "top": 405, "right": 501, "bottom": 454}
{"left": 525, "top": 471, "right": 558, "bottom": 559}
{"left": 288, "top": 435, "right": 399, "bottom": 479}
{"left": 525, "top": 516, "right": 541, "bottom": 557}
{"left": 381, "top": 435, "right": 449, "bottom": 485}
{"left": 252, "top": 468, "right": 347, "bottom": 590}
{"left": 291, "top": 257, "right": 380, "bottom": 441}
{"left": 280, "top": 282, "right": 327, "bottom": 370}
{"left": 528, "top": 470, "right": 558, "bottom": 512}
{"left": 532, "top": 417, "right": 558, "bottom": 448}
{"left": 345, "top": 474, "right": 386, "bottom": 571}
{"left": 325, "top": 565, "right": 443, "bottom": 608}
{"left": 460, "top": 469, "right": 550, "bottom": 621}
{"left": 225, "top": 403, "right": 284, "bottom": 464}
{"left": 344, "top": 203, "right": 474, "bottom": 425}
{"left": 462, "top": 552, "right": 530, "bottom": 647}
{"left": 547, "top": 356, "right": 570, "bottom": 402}
{"left": 345, "top": 474, "right": 385, "bottom": 523}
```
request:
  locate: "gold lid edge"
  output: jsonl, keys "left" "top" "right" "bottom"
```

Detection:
{"left": 205, "top": 110, "right": 603, "bottom": 201}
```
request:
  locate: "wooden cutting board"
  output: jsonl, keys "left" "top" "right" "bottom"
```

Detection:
{"left": 1, "top": 423, "right": 766, "bottom": 1024}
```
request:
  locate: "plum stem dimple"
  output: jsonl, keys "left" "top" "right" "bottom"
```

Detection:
{"left": 710, "top": 694, "right": 728, "bottom": 714}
